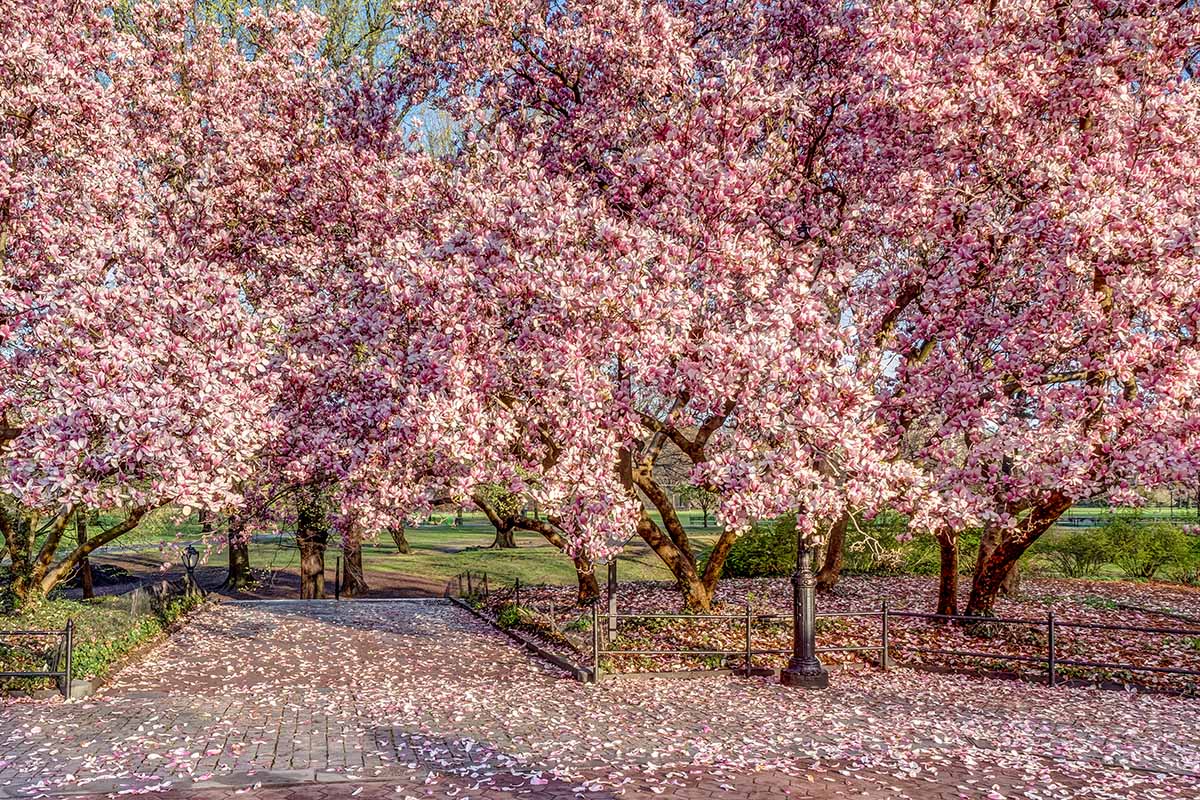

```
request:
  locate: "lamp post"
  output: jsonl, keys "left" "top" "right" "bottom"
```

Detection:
{"left": 182, "top": 545, "right": 200, "bottom": 594}
{"left": 607, "top": 558, "right": 617, "bottom": 641}
{"left": 780, "top": 536, "right": 828, "bottom": 689}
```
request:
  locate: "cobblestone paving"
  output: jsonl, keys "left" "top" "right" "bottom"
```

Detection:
{"left": 1, "top": 600, "right": 1197, "bottom": 799}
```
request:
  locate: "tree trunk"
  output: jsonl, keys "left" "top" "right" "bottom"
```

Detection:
{"left": 473, "top": 492, "right": 519, "bottom": 549}
{"left": 75, "top": 510, "right": 94, "bottom": 599}
{"left": 635, "top": 511, "right": 713, "bottom": 610}
{"left": 629, "top": 468, "right": 723, "bottom": 611}
{"left": 341, "top": 536, "right": 369, "bottom": 597}
{"left": 936, "top": 533, "right": 958, "bottom": 617}
{"left": 490, "top": 524, "right": 517, "bottom": 549}
{"left": 966, "top": 497, "right": 1070, "bottom": 617}
{"left": 973, "top": 525, "right": 1020, "bottom": 604}
{"left": 3, "top": 512, "right": 33, "bottom": 603}
{"left": 9, "top": 507, "right": 144, "bottom": 602}
{"left": 296, "top": 490, "right": 329, "bottom": 600}
{"left": 389, "top": 525, "right": 411, "bottom": 554}
{"left": 702, "top": 509, "right": 709, "bottom": 528}
{"left": 9, "top": 510, "right": 68, "bottom": 602}
{"left": 513, "top": 516, "right": 604, "bottom": 607}
{"left": 574, "top": 557, "right": 600, "bottom": 605}
{"left": 1000, "top": 560, "right": 1020, "bottom": 597}
{"left": 298, "top": 535, "right": 327, "bottom": 599}
{"left": 815, "top": 513, "right": 849, "bottom": 593}
{"left": 34, "top": 507, "right": 149, "bottom": 600}
{"left": 224, "top": 514, "right": 254, "bottom": 591}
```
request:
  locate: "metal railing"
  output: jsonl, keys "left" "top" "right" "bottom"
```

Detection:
{"left": 589, "top": 602, "right": 890, "bottom": 684}
{"left": 449, "top": 569, "right": 492, "bottom": 602}
{"left": 0, "top": 620, "right": 74, "bottom": 698}
{"left": 591, "top": 602, "right": 1200, "bottom": 688}
{"left": 446, "top": 571, "right": 1200, "bottom": 690}
{"left": 892, "top": 610, "right": 1200, "bottom": 686}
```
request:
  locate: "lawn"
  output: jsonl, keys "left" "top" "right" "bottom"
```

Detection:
{"left": 241, "top": 516, "right": 722, "bottom": 589}
{"left": 70, "top": 506, "right": 722, "bottom": 589}
{"left": 17, "top": 503, "right": 1198, "bottom": 598}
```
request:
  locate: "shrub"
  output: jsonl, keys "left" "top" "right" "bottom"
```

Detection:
{"left": 1, "top": 590, "right": 204, "bottom": 693}
{"left": 843, "top": 511, "right": 908, "bottom": 575}
{"left": 1164, "top": 533, "right": 1200, "bottom": 586}
{"left": 722, "top": 515, "right": 797, "bottom": 578}
{"left": 1102, "top": 519, "right": 1189, "bottom": 580}
{"left": 1032, "top": 529, "right": 1110, "bottom": 578}
{"left": 497, "top": 605, "right": 521, "bottom": 629}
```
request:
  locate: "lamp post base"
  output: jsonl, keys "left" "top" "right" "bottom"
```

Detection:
{"left": 781, "top": 660, "right": 829, "bottom": 689}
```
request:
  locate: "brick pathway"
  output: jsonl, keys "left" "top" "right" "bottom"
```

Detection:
{"left": 1, "top": 600, "right": 1197, "bottom": 799}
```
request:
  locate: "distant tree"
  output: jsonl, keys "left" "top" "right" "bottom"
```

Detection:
{"left": 474, "top": 484, "right": 523, "bottom": 549}
{"left": 675, "top": 484, "right": 719, "bottom": 529}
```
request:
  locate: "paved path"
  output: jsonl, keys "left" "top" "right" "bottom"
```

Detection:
{"left": 2, "top": 600, "right": 1198, "bottom": 799}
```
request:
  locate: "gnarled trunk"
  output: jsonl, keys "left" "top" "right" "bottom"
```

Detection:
{"left": 8, "top": 506, "right": 148, "bottom": 603}
{"left": 512, "top": 516, "right": 604, "bottom": 606}
{"left": 474, "top": 493, "right": 519, "bottom": 549}
{"left": 816, "top": 513, "right": 849, "bottom": 593}
{"left": 298, "top": 535, "right": 327, "bottom": 599}
{"left": 936, "top": 532, "right": 958, "bottom": 617}
{"left": 975, "top": 525, "right": 1019, "bottom": 599}
{"left": 573, "top": 556, "right": 600, "bottom": 605}
{"left": 389, "top": 525, "right": 411, "bottom": 554}
{"left": 296, "top": 491, "right": 329, "bottom": 600}
{"left": 224, "top": 514, "right": 253, "bottom": 591}
{"left": 490, "top": 524, "right": 517, "bottom": 549}
{"left": 966, "top": 497, "right": 1071, "bottom": 617}
{"left": 341, "top": 537, "right": 369, "bottom": 597}
{"left": 629, "top": 467, "right": 735, "bottom": 612}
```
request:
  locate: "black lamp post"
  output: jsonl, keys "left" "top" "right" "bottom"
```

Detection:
{"left": 607, "top": 559, "right": 617, "bottom": 641}
{"left": 182, "top": 545, "right": 200, "bottom": 593}
{"left": 780, "top": 537, "right": 829, "bottom": 689}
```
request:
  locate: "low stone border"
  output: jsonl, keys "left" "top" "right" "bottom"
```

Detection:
{"left": 448, "top": 596, "right": 594, "bottom": 682}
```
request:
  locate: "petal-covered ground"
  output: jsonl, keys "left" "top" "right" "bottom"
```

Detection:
{"left": 481, "top": 576, "right": 1200, "bottom": 688}
{"left": 1, "top": 599, "right": 1197, "bottom": 799}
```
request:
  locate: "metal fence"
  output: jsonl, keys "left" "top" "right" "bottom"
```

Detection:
{"left": 1, "top": 578, "right": 196, "bottom": 700}
{"left": 0, "top": 621, "right": 74, "bottom": 698}
{"left": 450, "top": 571, "right": 1200, "bottom": 689}
{"left": 890, "top": 610, "right": 1200, "bottom": 687}
{"left": 588, "top": 603, "right": 889, "bottom": 684}
{"left": 591, "top": 603, "right": 1200, "bottom": 687}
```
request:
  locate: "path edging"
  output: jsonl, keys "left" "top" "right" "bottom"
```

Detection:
{"left": 448, "top": 596, "right": 594, "bottom": 682}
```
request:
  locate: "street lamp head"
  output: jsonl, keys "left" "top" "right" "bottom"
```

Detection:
{"left": 182, "top": 545, "right": 199, "bottom": 571}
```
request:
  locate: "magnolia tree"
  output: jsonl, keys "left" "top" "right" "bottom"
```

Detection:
{"left": 8, "top": 0, "right": 1199, "bottom": 617}
{"left": 0, "top": 0, "right": 332, "bottom": 601}
{"left": 358, "top": 0, "right": 920, "bottom": 611}
{"left": 857, "top": 0, "right": 1200, "bottom": 615}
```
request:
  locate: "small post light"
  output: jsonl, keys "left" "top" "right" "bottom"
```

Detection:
{"left": 182, "top": 544, "right": 200, "bottom": 593}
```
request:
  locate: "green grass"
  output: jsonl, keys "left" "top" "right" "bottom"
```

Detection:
{"left": 240, "top": 521, "right": 721, "bottom": 588}
{"left": 4, "top": 504, "right": 725, "bottom": 592}
{"left": 1061, "top": 506, "right": 1197, "bottom": 519}
{"left": 0, "top": 592, "right": 204, "bottom": 690}
{"left": 13, "top": 503, "right": 1199, "bottom": 593}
